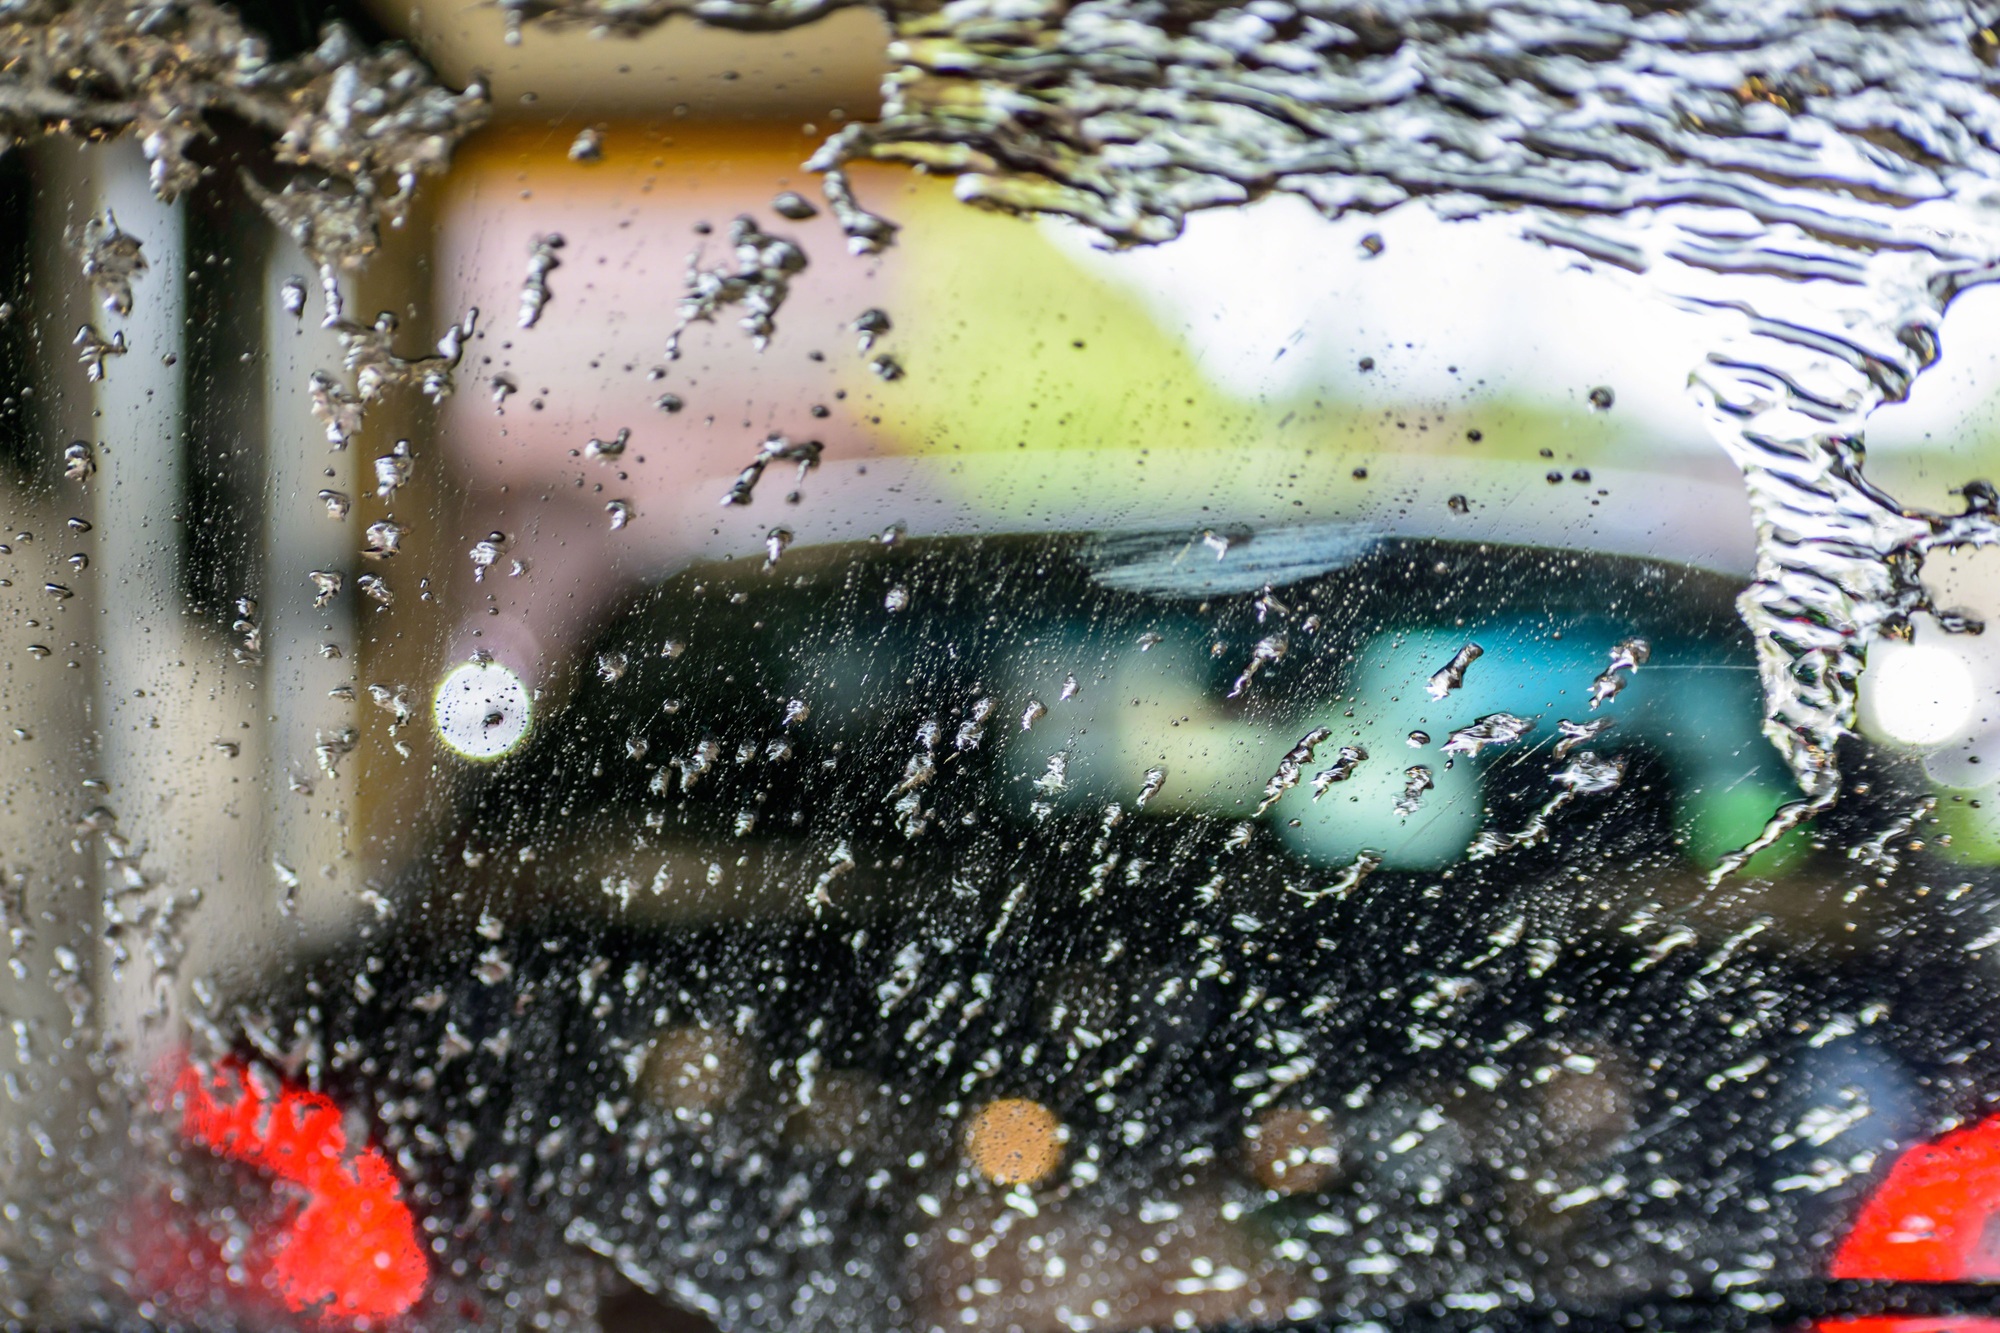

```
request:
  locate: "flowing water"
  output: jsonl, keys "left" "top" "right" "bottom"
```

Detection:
{"left": 13, "top": 0, "right": 2000, "bottom": 1328}
{"left": 12, "top": 0, "right": 2000, "bottom": 847}
{"left": 786, "top": 0, "right": 2000, "bottom": 866}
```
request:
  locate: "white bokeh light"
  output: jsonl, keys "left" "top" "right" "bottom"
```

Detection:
{"left": 434, "top": 660, "right": 533, "bottom": 761}
{"left": 1859, "top": 640, "right": 1978, "bottom": 749}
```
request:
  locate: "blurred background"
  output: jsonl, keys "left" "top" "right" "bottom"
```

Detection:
{"left": 7, "top": 2, "right": 2000, "bottom": 1321}
{"left": 5, "top": 0, "right": 2000, "bottom": 1048}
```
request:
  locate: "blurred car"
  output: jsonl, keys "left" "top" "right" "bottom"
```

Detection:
{"left": 11, "top": 51, "right": 2000, "bottom": 1333}
{"left": 98, "top": 452, "right": 2000, "bottom": 1333}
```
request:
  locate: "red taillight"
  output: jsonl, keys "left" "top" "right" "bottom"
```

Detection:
{"left": 1816, "top": 1116, "right": 2000, "bottom": 1332}
{"left": 163, "top": 1058, "right": 429, "bottom": 1325}
{"left": 1834, "top": 1115, "right": 2000, "bottom": 1284}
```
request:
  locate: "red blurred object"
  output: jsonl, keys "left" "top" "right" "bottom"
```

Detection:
{"left": 1834, "top": 1115, "right": 2000, "bottom": 1283}
{"left": 165, "top": 1058, "right": 429, "bottom": 1324}
{"left": 1816, "top": 1115, "right": 2000, "bottom": 1333}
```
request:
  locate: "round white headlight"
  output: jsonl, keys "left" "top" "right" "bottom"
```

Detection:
{"left": 434, "top": 660, "right": 533, "bottom": 760}
{"left": 1860, "top": 640, "right": 1978, "bottom": 749}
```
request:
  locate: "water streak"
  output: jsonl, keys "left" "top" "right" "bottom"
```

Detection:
{"left": 18, "top": 0, "right": 2000, "bottom": 859}
{"left": 766, "top": 0, "right": 2000, "bottom": 853}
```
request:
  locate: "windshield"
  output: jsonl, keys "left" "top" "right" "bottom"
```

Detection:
{"left": 8, "top": 3, "right": 2000, "bottom": 1332}
{"left": 154, "top": 535, "right": 1960, "bottom": 1333}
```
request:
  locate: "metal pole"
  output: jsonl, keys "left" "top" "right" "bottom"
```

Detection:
{"left": 262, "top": 236, "right": 360, "bottom": 944}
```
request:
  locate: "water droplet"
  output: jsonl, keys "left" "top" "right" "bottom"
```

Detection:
{"left": 1255, "top": 726, "right": 1333, "bottom": 814}
{"left": 720, "top": 434, "right": 823, "bottom": 506}
{"left": 851, "top": 307, "right": 891, "bottom": 352}
{"left": 372, "top": 440, "right": 413, "bottom": 498}
{"left": 362, "top": 520, "right": 403, "bottom": 559}
{"left": 596, "top": 651, "right": 628, "bottom": 684}
{"left": 1610, "top": 637, "right": 1651, "bottom": 672}
{"left": 368, "top": 682, "right": 412, "bottom": 724}
{"left": 763, "top": 526, "right": 793, "bottom": 567}
{"left": 568, "top": 125, "right": 604, "bottom": 163}
{"left": 1253, "top": 585, "right": 1290, "bottom": 623}
{"left": 1589, "top": 637, "right": 1651, "bottom": 709}
{"left": 307, "top": 371, "right": 362, "bottom": 448}
{"left": 1441, "top": 712, "right": 1536, "bottom": 757}
{"left": 62, "top": 441, "right": 94, "bottom": 482}
{"left": 231, "top": 597, "right": 262, "bottom": 663}
{"left": 474, "top": 947, "right": 514, "bottom": 986}
{"left": 954, "top": 697, "right": 995, "bottom": 751}
{"left": 280, "top": 276, "right": 307, "bottom": 319}
{"left": 1554, "top": 716, "right": 1614, "bottom": 756}
{"left": 78, "top": 210, "right": 146, "bottom": 317}
{"left": 1555, "top": 750, "right": 1627, "bottom": 794}
{"left": 586, "top": 427, "right": 631, "bottom": 462}
{"left": 273, "top": 858, "right": 300, "bottom": 914}
{"left": 772, "top": 190, "right": 818, "bottom": 220}
{"left": 308, "top": 570, "right": 342, "bottom": 608}
{"left": 470, "top": 532, "right": 508, "bottom": 581}
{"left": 884, "top": 584, "right": 910, "bottom": 613}
{"left": 1311, "top": 745, "right": 1367, "bottom": 797}
{"left": 668, "top": 215, "right": 806, "bottom": 356}
{"left": 72, "top": 324, "right": 125, "bottom": 382}
{"left": 606, "top": 500, "right": 634, "bottom": 530}
{"left": 519, "top": 233, "right": 566, "bottom": 329}
{"left": 1395, "top": 765, "right": 1435, "bottom": 815}
{"left": 1227, "top": 633, "right": 1287, "bottom": 698}
{"left": 1426, "top": 642, "right": 1484, "bottom": 700}
{"left": 1588, "top": 385, "right": 1615, "bottom": 410}
{"left": 318, "top": 489, "right": 351, "bottom": 520}
{"left": 673, "top": 739, "right": 722, "bottom": 792}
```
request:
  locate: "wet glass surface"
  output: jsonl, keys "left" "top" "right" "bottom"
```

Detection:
{"left": 116, "top": 537, "right": 1998, "bottom": 1331}
{"left": 11, "top": 1, "right": 2000, "bottom": 1330}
